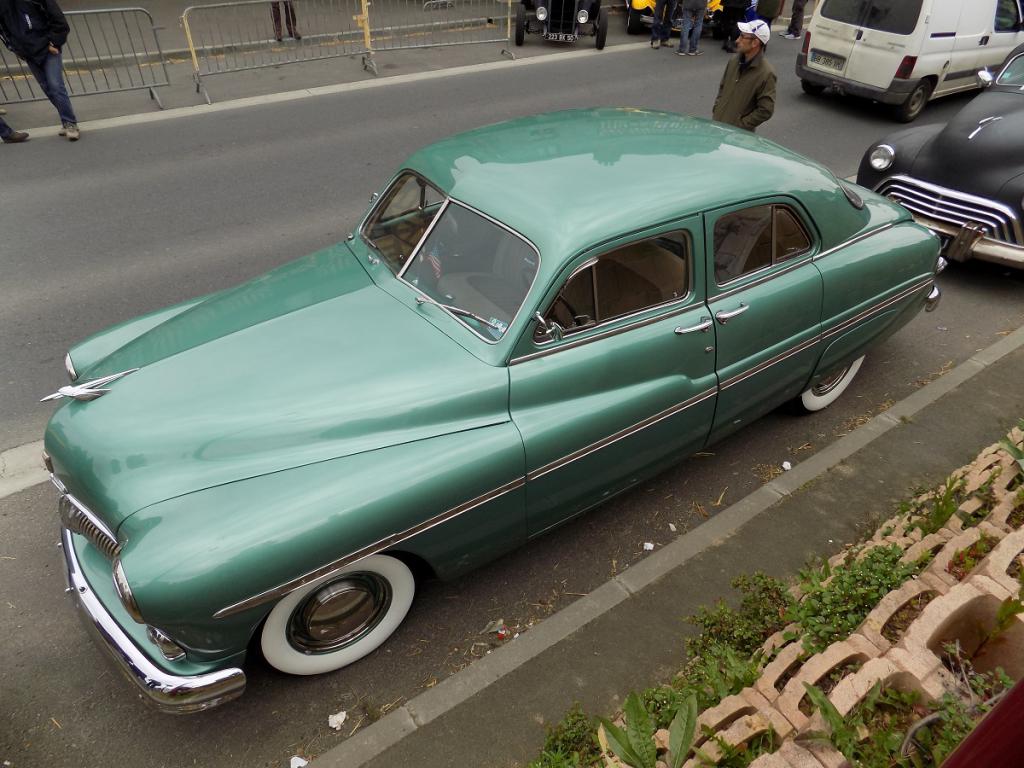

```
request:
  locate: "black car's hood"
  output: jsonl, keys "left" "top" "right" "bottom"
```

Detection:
{"left": 910, "top": 91, "right": 1024, "bottom": 192}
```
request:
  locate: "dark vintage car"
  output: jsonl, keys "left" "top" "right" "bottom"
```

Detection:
{"left": 857, "top": 43, "right": 1024, "bottom": 269}
{"left": 44, "top": 109, "right": 942, "bottom": 714}
{"left": 515, "top": 0, "right": 607, "bottom": 47}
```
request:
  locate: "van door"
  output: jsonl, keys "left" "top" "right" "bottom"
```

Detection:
{"left": 985, "top": 0, "right": 1024, "bottom": 71}
{"left": 941, "top": 0, "right": 995, "bottom": 94}
{"left": 842, "top": 0, "right": 927, "bottom": 90}
{"left": 925, "top": 0, "right": 973, "bottom": 95}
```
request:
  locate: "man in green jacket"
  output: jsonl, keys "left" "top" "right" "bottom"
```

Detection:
{"left": 712, "top": 18, "right": 776, "bottom": 131}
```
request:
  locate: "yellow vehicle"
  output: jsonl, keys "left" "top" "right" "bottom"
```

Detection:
{"left": 625, "top": 0, "right": 723, "bottom": 37}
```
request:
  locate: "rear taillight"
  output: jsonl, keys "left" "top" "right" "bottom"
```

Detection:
{"left": 802, "top": 31, "right": 810, "bottom": 54}
{"left": 895, "top": 55, "right": 917, "bottom": 79}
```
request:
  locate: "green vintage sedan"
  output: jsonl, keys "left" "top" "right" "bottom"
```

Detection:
{"left": 43, "top": 108, "right": 943, "bottom": 713}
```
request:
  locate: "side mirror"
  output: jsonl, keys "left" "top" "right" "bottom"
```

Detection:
{"left": 534, "top": 312, "right": 563, "bottom": 341}
{"left": 977, "top": 69, "right": 994, "bottom": 88}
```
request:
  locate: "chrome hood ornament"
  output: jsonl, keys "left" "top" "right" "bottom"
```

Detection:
{"left": 968, "top": 116, "right": 1002, "bottom": 140}
{"left": 40, "top": 368, "right": 140, "bottom": 402}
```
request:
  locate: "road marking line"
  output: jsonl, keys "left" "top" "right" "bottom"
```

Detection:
{"left": 28, "top": 43, "right": 647, "bottom": 138}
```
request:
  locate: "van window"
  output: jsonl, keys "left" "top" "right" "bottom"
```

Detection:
{"left": 995, "top": 0, "right": 1021, "bottom": 32}
{"left": 820, "top": 0, "right": 924, "bottom": 35}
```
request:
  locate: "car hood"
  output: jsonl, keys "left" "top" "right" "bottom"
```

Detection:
{"left": 44, "top": 243, "right": 510, "bottom": 530}
{"left": 910, "top": 92, "right": 1024, "bottom": 190}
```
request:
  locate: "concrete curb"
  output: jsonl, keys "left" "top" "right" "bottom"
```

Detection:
{"left": 0, "top": 440, "right": 47, "bottom": 500}
{"left": 312, "top": 322, "right": 1024, "bottom": 767}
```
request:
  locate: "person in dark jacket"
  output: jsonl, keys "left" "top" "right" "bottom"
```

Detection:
{"left": 0, "top": 106, "right": 29, "bottom": 142}
{"left": 712, "top": 18, "right": 776, "bottom": 131}
{"left": 0, "top": 0, "right": 79, "bottom": 140}
{"left": 720, "top": 0, "right": 747, "bottom": 52}
{"left": 755, "top": 0, "right": 782, "bottom": 26}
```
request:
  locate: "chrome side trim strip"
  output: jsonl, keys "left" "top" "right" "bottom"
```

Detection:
{"left": 814, "top": 223, "right": 896, "bottom": 263}
{"left": 822, "top": 278, "right": 933, "bottom": 341}
{"left": 719, "top": 334, "right": 821, "bottom": 391}
{"left": 510, "top": 303, "right": 706, "bottom": 365}
{"left": 719, "top": 277, "right": 932, "bottom": 391}
{"left": 214, "top": 477, "right": 526, "bottom": 619}
{"left": 62, "top": 528, "right": 246, "bottom": 714}
{"left": 527, "top": 388, "right": 718, "bottom": 482}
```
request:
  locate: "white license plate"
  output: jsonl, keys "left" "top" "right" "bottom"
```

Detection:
{"left": 810, "top": 49, "right": 845, "bottom": 71}
{"left": 546, "top": 32, "right": 577, "bottom": 42}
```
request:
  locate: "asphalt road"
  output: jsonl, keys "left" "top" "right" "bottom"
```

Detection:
{"left": 3, "top": 33, "right": 1024, "bottom": 768}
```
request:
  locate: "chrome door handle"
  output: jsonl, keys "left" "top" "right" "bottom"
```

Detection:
{"left": 675, "top": 317, "right": 713, "bottom": 335}
{"left": 715, "top": 303, "right": 749, "bottom": 324}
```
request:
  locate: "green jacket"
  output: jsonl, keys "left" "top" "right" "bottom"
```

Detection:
{"left": 712, "top": 52, "right": 777, "bottom": 131}
{"left": 755, "top": 0, "right": 783, "bottom": 18}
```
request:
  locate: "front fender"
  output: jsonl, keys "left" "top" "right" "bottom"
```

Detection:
{"left": 116, "top": 424, "right": 526, "bottom": 660}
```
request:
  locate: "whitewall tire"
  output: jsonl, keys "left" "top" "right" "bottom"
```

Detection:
{"left": 796, "top": 356, "right": 865, "bottom": 413}
{"left": 260, "top": 554, "right": 415, "bottom": 676}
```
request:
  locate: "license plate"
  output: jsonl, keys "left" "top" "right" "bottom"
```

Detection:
{"left": 810, "top": 49, "right": 845, "bottom": 72}
{"left": 546, "top": 32, "right": 577, "bottom": 42}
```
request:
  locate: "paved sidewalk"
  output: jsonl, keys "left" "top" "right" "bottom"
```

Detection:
{"left": 315, "top": 327, "right": 1024, "bottom": 768}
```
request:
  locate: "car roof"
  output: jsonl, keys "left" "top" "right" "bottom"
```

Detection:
{"left": 402, "top": 108, "right": 844, "bottom": 274}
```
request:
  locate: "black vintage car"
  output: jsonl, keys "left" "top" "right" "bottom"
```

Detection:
{"left": 515, "top": 0, "right": 608, "bottom": 48}
{"left": 856, "top": 43, "right": 1024, "bottom": 270}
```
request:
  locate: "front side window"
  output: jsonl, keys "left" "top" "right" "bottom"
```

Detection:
{"left": 820, "top": 0, "right": 923, "bottom": 35}
{"left": 402, "top": 202, "right": 539, "bottom": 341}
{"left": 537, "top": 233, "right": 689, "bottom": 341}
{"left": 714, "top": 204, "right": 811, "bottom": 285}
{"left": 997, "top": 53, "right": 1024, "bottom": 85}
{"left": 995, "top": 0, "right": 1021, "bottom": 33}
{"left": 362, "top": 173, "right": 445, "bottom": 272}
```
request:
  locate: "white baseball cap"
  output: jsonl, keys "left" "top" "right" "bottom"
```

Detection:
{"left": 737, "top": 19, "right": 770, "bottom": 44}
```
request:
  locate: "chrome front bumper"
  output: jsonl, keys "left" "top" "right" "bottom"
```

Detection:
{"left": 61, "top": 527, "right": 246, "bottom": 714}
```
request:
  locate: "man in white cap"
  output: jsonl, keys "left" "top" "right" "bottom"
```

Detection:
{"left": 712, "top": 18, "right": 776, "bottom": 131}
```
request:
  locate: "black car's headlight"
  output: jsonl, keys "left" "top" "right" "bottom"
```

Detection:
{"left": 577, "top": 8, "right": 589, "bottom": 22}
{"left": 536, "top": 5, "right": 547, "bottom": 19}
{"left": 869, "top": 144, "right": 895, "bottom": 171}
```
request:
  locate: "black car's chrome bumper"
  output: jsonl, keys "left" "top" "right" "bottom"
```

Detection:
{"left": 913, "top": 215, "right": 1024, "bottom": 269}
{"left": 61, "top": 527, "right": 246, "bottom": 714}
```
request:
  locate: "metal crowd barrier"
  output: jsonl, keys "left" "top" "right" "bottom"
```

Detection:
{"left": 0, "top": 8, "right": 170, "bottom": 109}
{"left": 181, "top": 0, "right": 511, "bottom": 102}
{"left": 182, "top": 0, "right": 373, "bottom": 103}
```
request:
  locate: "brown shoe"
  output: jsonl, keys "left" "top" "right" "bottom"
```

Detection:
{"left": 2, "top": 130, "right": 29, "bottom": 143}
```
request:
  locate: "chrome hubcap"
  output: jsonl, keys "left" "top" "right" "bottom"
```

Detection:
{"left": 811, "top": 364, "right": 850, "bottom": 397}
{"left": 287, "top": 573, "right": 392, "bottom": 655}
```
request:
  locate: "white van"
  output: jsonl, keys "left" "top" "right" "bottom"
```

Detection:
{"left": 795, "top": 0, "right": 1024, "bottom": 121}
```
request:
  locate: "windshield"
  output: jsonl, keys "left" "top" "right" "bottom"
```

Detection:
{"left": 820, "top": 0, "right": 923, "bottom": 35}
{"left": 401, "top": 202, "right": 539, "bottom": 342}
{"left": 997, "top": 53, "right": 1024, "bottom": 86}
{"left": 362, "top": 173, "right": 446, "bottom": 272}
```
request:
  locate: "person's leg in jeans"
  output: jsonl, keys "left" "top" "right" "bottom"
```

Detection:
{"left": 651, "top": 0, "right": 668, "bottom": 46}
{"left": 663, "top": 0, "right": 678, "bottom": 43}
{"left": 678, "top": 9, "right": 692, "bottom": 52}
{"left": 785, "top": 0, "right": 807, "bottom": 37}
{"left": 26, "top": 52, "right": 77, "bottom": 129}
{"left": 0, "top": 110, "right": 30, "bottom": 143}
{"left": 689, "top": 8, "right": 703, "bottom": 52}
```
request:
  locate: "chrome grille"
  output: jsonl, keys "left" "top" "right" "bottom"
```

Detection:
{"left": 876, "top": 175, "right": 1023, "bottom": 246}
{"left": 58, "top": 491, "right": 121, "bottom": 561}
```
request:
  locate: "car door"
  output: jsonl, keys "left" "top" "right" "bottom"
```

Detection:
{"left": 509, "top": 217, "right": 718, "bottom": 538}
{"left": 706, "top": 201, "right": 823, "bottom": 446}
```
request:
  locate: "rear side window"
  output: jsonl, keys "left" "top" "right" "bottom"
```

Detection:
{"left": 714, "top": 204, "right": 811, "bottom": 285}
{"left": 820, "top": 0, "right": 924, "bottom": 35}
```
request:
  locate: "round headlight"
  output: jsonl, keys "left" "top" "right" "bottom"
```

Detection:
{"left": 577, "top": 8, "right": 589, "bottom": 23}
{"left": 869, "top": 144, "right": 895, "bottom": 171}
{"left": 536, "top": 5, "right": 547, "bottom": 19}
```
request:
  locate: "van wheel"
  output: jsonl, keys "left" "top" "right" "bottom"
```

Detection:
{"left": 801, "top": 79, "right": 825, "bottom": 96}
{"left": 893, "top": 80, "right": 933, "bottom": 123}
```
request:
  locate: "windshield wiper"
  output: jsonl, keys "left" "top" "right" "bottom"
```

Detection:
{"left": 415, "top": 294, "right": 501, "bottom": 331}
